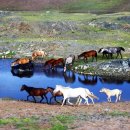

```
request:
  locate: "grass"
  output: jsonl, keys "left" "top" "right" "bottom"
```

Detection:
{"left": 0, "top": 117, "right": 40, "bottom": 130}
{"left": 50, "top": 115, "right": 75, "bottom": 130}
{"left": 107, "top": 111, "right": 130, "bottom": 117}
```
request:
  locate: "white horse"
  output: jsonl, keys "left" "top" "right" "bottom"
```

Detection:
{"left": 100, "top": 88, "right": 122, "bottom": 102}
{"left": 53, "top": 85, "right": 98, "bottom": 106}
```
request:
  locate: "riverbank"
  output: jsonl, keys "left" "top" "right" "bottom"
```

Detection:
{"left": 0, "top": 100, "right": 130, "bottom": 130}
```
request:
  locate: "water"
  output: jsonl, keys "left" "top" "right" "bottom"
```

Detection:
{"left": 0, "top": 59, "right": 130, "bottom": 103}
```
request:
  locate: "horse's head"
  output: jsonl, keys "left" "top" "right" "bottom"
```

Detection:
{"left": 46, "top": 87, "right": 54, "bottom": 93}
{"left": 20, "top": 84, "right": 27, "bottom": 91}
{"left": 53, "top": 85, "right": 63, "bottom": 94}
{"left": 98, "top": 48, "right": 103, "bottom": 53}
{"left": 120, "top": 47, "right": 125, "bottom": 51}
{"left": 99, "top": 88, "right": 107, "bottom": 93}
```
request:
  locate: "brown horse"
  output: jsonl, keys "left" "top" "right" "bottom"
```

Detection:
{"left": 44, "top": 59, "right": 55, "bottom": 69}
{"left": 32, "top": 50, "right": 47, "bottom": 60}
{"left": 47, "top": 87, "right": 63, "bottom": 104}
{"left": 51, "top": 58, "right": 64, "bottom": 69}
{"left": 11, "top": 58, "right": 32, "bottom": 67}
{"left": 20, "top": 84, "right": 50, "bottom": 103}
{"left": 78, "top": 50, "right": 97, "bottom": 62}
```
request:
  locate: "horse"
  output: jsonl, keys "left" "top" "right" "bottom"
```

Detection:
{"left": 98, "top": 47, "right": 125, "bottom": 59}
{"left": 32, "top": 50, "right": 47, "bottom": 60}
{"left": 64, "top": 55, "right": 75, "bottom": 72}
{"left": 46, "top": 87, "right": 63, "bottom": 104}
{"left": 11, "top": 58, "right": 32, "bottom": 67}
{"left": 100, "top": 88, "right": 122, "bottom": 102}
{"left": 51, "top": 58, "right": 64, "bottom": 69}
{"left": 44, "top": 59, "right": 55, "bottom": 69}
{"left": 78, "top": 50, "right": 97, "bottom": 62}
{"left": 20, "top": 84, "right": 50, "bottom": 103}
{"left": 53, "top": 85, "right": 98, "bottom": 106}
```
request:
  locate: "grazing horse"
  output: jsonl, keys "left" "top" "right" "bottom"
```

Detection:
{"left": 11, "top": 58, "right": 32, "bottom": 67}
{"left": 32, "top": 50, "right": 47, "bottom": 60}
{"left": 64, "top": 55, "right": 75, "bottom": 72}
{"left": 53, "top": 85, "right": 98, "bottom": 106}
{"left": 20, "top": 85, "right": 50, "bottom": 103}
{"left": 51, "top": 58, "right": 64, "bottom": 69}
{"left": 100, "top": 88, "right": 122, "bottom": 102}
{"left": 98, "top": 47, "right": 125, "bottom": 59}
{"left": 78, "top": 50, "right": 97, "bottom": 62}
{"left": 44, "top": 59, "right": 55, "bottom": 69}
{"left": 46, "top": 87, "right": 63, "bottom": 104}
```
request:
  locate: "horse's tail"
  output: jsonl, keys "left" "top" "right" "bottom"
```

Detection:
{"left": 88, "top": 92, "right": 99, "bottom": 100}
{"left": 120, "top": 47, "right": 125, "bottom": 51}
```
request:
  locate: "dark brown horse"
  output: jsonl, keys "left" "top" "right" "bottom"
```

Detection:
{"left": 11, "top": 58, "right": 32, "bottom": 67}
{"left": 44, "top": 59, "right": 55, "bottom": 69}
{"left": 51, "top": 58, "right": 64, "bottom": 69}
{"left": 20, "top": 85, "right": 50, "bottom": 103}
{"left": 47, "top": 87, "right": 63, "bottom": 104}
{"left": 78, "top": 50, "right": 97, "bottom": 62}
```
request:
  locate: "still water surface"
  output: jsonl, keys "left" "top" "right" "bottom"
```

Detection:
{"left": 0, "top": 59, "right": 130, "bottom": 103}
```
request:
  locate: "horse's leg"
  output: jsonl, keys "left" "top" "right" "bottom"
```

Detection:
{"left": 67, "top": 98, "right": 74, "bottom": 105}
{"left": 50, "top": 96, "right": 53, "bottom": 104}
{"left": 44, "top": 95, "right": 48, "bottom": 104}
{"left": 88, "top": 96, "right": 94, "bottom": 104}
{"left": 115, "top": 94, "right": 119, "bottom": 102}
{"left": 27, "top": 95, "right": 30, "bottom": 101}
{"left": 120, "top": 52, "right": 122, "bottom": 59}
{"left": 116, "top": 52, "right": 119, "bottom": 59}
{"left": 32, "top": 96, "right": 36, "bottom": 103}
{"left": 76, "top": 96, "right": 80, "bottom": 105}
{"left": 40, "top": 96, "right": 44, "bottom": 103}
{"left": 61, "top": 97, "right": 66, "bottom": 107}
{"left": 81, "top": 96, "right": 89, "bottom": 105}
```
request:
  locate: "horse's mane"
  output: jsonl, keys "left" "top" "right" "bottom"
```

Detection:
{"left": 47, "top": 86, "right": 54, "bottom": 90}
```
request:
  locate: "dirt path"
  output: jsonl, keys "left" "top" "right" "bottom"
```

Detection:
{"left": 0, "top": 100, "right": 130, "bottom": 130}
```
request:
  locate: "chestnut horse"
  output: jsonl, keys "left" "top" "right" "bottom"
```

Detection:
{"left": 47, "top": 87, "right": 66, "bottom": 104}
{"left": 78, "top": 50, "right": 97, "bottom": 62}
{"left": 44, "top": 59, "right": 55, "bottom": 69}
{"left": 11, "top": 58, "right": 32, "bottom": 67}
{"left": 32, "top": 50, "right": 47, "bottom": 60}
{"left": 20, "top": 84, "right": 50, "bottom": 103}
{"left": 51, "top": 58, "right": 64, "bottom": 69}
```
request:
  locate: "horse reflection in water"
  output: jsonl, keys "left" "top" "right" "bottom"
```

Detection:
{"left": 99, "top": 77, "right": 124, "bottom": 84}
{"left": 63, "top": 70, "right": 76, "bottom": 83}
{"left": 11, "top": 62, "right": 34, "bottom": 78}
{"left": 78, "top": 75, "right": 97, "bottom": 85}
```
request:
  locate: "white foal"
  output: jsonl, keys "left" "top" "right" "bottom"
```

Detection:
{"left": 100, "top": 88, "right": 122, "bottom": 103}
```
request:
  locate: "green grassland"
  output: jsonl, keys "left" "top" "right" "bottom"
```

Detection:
{"left": 1, "top": 11, "right": 130, "bottom": 49}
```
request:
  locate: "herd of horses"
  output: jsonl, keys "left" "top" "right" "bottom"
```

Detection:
{"left": 10, "top": 46, "right": 125, "bottom": 106}
{"left": 20, "top": 84, "right": 122, "bottom": 106}
{"left": 11, "top": 46, "right": 125, "bottom": 72}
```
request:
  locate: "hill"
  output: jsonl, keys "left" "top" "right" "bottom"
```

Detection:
{"left": 0, "top": 0, "right": 130, "bottom": 13}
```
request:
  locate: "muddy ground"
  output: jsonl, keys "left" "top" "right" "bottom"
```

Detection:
{"left": 0, "top": 100, "right": 130, "bottom": 130}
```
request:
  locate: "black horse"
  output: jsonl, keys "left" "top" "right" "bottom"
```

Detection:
{"left": 98, "top": 47, "right": 125, "bottom": 59}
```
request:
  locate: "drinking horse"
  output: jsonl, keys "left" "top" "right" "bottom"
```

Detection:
{"left": 51, "top": 58, "right": 64, "bottom": 69}
{"left": 20, "top": 85, "right": 50, "bottom": 103}
{"left": 64, "top": 55, "right": 75, "bottom": 72}
{"left": 32, "top": 50, "right": 47, "bottom": 60}
{"left": 98, "top": 47, "right": 125, "bottom": 59}
{"left": 44, "top": 59, "right": 55, "bottom": 69}
{"left": 78, "top": 50, "right": 97, "bottom": 62}
{"left": 11, "top": 58, "right": 32, "bottom": 67}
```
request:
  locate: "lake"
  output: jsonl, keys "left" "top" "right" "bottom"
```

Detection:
{"left": 0, "top": 59, "right": 130, "bottom": 103}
